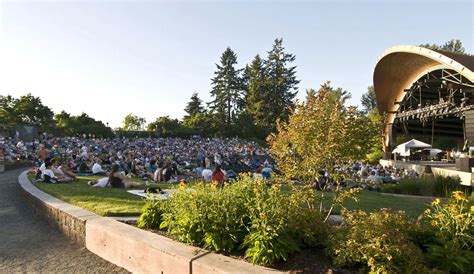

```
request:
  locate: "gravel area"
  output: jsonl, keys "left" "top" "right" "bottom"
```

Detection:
{"left": 0, "top": 168, "right": 128, "bottom": 273}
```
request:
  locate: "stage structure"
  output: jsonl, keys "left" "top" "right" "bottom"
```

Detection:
{"left": 373, "top": 45, "right": 474, "bottom": 159}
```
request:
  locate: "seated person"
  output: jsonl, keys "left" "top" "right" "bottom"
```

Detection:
{"left": 153, "top": 161, "right": 164, "bottom": 182}
{"left": 41, "top": 162, "right": 58, "bottom": 183}
{"left": 92, "top": 160, "right": 106, "bottom": 176}
{"left": 88, "top": 164, "right": 142, "bottom": 188}
{"left": 211, "top": 165, "right": 225, "bottom": 185}
{"left": 58, "top": 161, "right": 77, "bottom": 181}
{"left": 50, "top": 158, "right": 73, "bottom": 183}
{"left": 367, "top": 171, "right": 381, "bottom": 183}
{"left": 262, "top": 166, "right": 272, "bottom": 179}
{"left": 253, "top": 166, "right": 263, "bottom": 179}
{"left": 194, "top": 163, "right": 204, "bottom": 177}
{"left": 201, "top": 166, "right": 213, "bottom": 182}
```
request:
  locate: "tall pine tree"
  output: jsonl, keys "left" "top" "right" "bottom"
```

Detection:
{"left": 208, "top": 47, "right": 244, "bottom": 134}
{"left": 265, "top": 38, "right": 300, "bottom": 130}
{"left": 245, "top": 55, "right": 272, "bottom": 134}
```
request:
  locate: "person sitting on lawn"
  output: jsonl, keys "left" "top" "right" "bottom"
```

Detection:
{"left": 194, "top": 163, "right": 203, "bottom": 177}
{"left": 211, "top": 165, "right": 225, "bottom": 185}
{"left": 50, "top": 158, "right": 74, "bottom": 183}
{"left": 201, "top": 166, "right": 213, "bottom": 182}
{"left": 154, "top": 161, "right": 164, "bottom": 182}
{"left": 58, "top": 160, "right": 77, "bottom": 181}
{"left": 41, "top": 161, "right": 58, "bottom": 183}
{"left": 88, "top": 164, "right": 142, "bottom": 188}
{"left": 92, "top": 159, "right": 106, "bottom": 176}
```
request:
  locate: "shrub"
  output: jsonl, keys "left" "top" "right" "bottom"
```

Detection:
{"left": 242, "top": 182, "right": 299, "bottom": 265}
{"left": 327, "top": 209, "right": 426, "bottom": 273}
{"left": 423, "top": 192, "right": 474, "bottom": 273}
{"left": 381, "top": 176, "right": 462, "bottom": 197}
{"left": 137, "top": 199, "right": 163, "bottom": 229}
{"left": 142, "top": 175, "right": 335, "bottom": 266}
{"left": 286, "top": 184, "right": 329, "bottom": 247}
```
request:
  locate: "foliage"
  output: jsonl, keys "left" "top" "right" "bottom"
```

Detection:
{"left": 423, "top": 192, "right": 474, "bottom": 273}
{"left": 419, "top": 39, "right": 468, "bottom": 55}
{"left": 242, "top": 181, "right": 300, "bottom": 265}
{"left": 208, "top": 47, "right": 244, "bottom": 135}
{"left": 361, "top": 86, "right": 377, "bottom": 114}
{"left": 54, "top": 111, "right": 114, "bottom": 138}
{"left": 381, "top": 176, "right": 462, "bottom": 197}
{"left": 264, "top": 38, "right": 300, "bottom": 129}
{"left": 244, "top": 55, "right": 273, "bottom": 137}
{"left": 327, "top": 209, "right": 427, "bottom": 273}
{"left": 183, "top": 92, "right": 204, "bottom": 120}
{"left": 147, "top": 116, "right": 195, "bottom": 138}
{"left": 156, "top": 176, "right": 332, "bottom": 265}
{"left": 137, "top": 199, "right": 163, "bottom": 229}
{"left": 268, "top": 82, "right": 375, "bottom": 183}
{"left": 121, "top": 113, "right": 146, "bottom": 131}
{"left": 0, "top": 93, "right": 55, "bottom": 133}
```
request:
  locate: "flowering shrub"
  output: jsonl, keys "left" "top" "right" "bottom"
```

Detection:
{"left": 424, "top": 191, "right": 474, "bottom": 273}
{"left": 138, "top": 175, "right": 338, "bottom": 265}
{"left": 327, "top": 209, "right": 426, "bottom": 273}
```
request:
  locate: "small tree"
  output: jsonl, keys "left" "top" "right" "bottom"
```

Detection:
{"left": 268, "top": 82, "right": 369, "bottom": 220}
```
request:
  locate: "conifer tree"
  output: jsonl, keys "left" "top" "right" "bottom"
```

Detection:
{"left": 245, "top": 55, "right": 272, "bottom": 134}
{"left": 208, "top": 47, "right": 244, "bottom": 134}
{"left": 184, "top": 92, "right": 204, "bottom": 119}
{"left": 265, "top": 38, "right": 300, "bottom": 129}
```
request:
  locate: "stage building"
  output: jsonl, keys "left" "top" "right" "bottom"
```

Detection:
{"left": 374, "top": 45, "right": 474, "bottom": 186}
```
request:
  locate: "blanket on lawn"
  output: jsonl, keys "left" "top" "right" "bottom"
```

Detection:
{"left": 127, "top": 189, "right": 174, "bottom": 200}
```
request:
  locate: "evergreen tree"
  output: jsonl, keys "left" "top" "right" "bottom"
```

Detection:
{"left": 184, "top": 92, "right": 204, "bottom": 119}
{"left": 265, "top": 38, "right": 300, "bottom": 130}
{"left": 361, "top": 86, "right": 377, "bottom": 114}
{"left": 208, "top": 47, "right": 244, "bottom": 134}
{"left": 245, "top": 54, "right": 272, "bottom": 136}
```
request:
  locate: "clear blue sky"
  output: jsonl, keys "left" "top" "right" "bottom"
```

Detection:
{"left": 1, "top": 0, "right": 472, "bottom": 128}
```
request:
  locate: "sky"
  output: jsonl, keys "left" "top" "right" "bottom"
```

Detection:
{"left": 0, "top": 0, "right": 473, "bottom": 128}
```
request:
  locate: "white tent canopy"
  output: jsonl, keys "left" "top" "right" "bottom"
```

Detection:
{"left": 392, "top": 139, "right": 432, "bottom": 156}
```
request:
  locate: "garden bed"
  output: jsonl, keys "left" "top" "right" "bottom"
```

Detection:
{"left": 118, "top": 219, "right": 356, "bottom": 273}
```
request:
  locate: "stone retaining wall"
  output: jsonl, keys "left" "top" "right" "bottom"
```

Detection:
{"left": 18, "top": 171, "right": 284, "bottom": 273}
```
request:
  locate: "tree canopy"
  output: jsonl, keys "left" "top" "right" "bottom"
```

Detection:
{"left": 121, "top": 113, "right": 146, "bottom": 131}
{"left": 419, "top": 39, "right": 468, "bottom": 55}
{"left": 268, "top": 82, "right": 378, "bottom": 182}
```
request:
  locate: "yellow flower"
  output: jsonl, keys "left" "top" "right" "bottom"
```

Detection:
{"left": 471, "top": 206, "right": 474, "bottom": 213}
{"left": 210, "top": 182, "right": 218, "bottom": 189}
{"left": 452, "top": 191, "right": 466, "bottom": 201}
{"left": 431, "top": 198, "right": 441, "bottom": 206}
{"left": 271, "top": 184, "right": 281, "bottom": 190}
{"left": 455, "top": 215, "right": 465, "bottom": 222}
{"left": 179, "top": 182, "right": 186, "bottom": 190}
{"left": 424, "top": 208, "right": 431, "bottom": 215}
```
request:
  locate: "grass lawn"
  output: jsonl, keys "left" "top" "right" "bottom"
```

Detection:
{"left": 29, "top": 173, "right": 429, "bottom": 218}
{"left": 29, "top": 174, "right": 171, "bottom": 216}
{"left": 338, "top": 190, "right": 428, "bottom": 217}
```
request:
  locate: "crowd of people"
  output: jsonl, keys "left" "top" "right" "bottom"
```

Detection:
{"left": 312, "top": 161, "right": 422, "bottom": 191}
{"left": 1, "top": 136, "right": 273, "bottom": 188}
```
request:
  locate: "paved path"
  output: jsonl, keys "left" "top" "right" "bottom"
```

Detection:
{"left": 0, "top": 168, "right": 128, "bottom": 273}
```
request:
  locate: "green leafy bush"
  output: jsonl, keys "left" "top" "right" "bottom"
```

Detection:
{"left": 139, "top": 175, "right": 333, "bottom": 266}
{"left": 381, "top": 176, "right": 462, "bottom": 197}
{"left": 137, "top": 199, "right": 163, "bottom": 229}
{"left": 327, "top": 209, "right": 427, "bottom": 273}
{"left": 242, "top": 183, "right": 299, "bottom": 265}
{"left": 423, "top": 192, "right": 474, "bottom": 273}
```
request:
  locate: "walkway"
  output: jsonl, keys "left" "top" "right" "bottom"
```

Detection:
{"left": 0, "top": 168, "right": 127, "bottom": 272}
